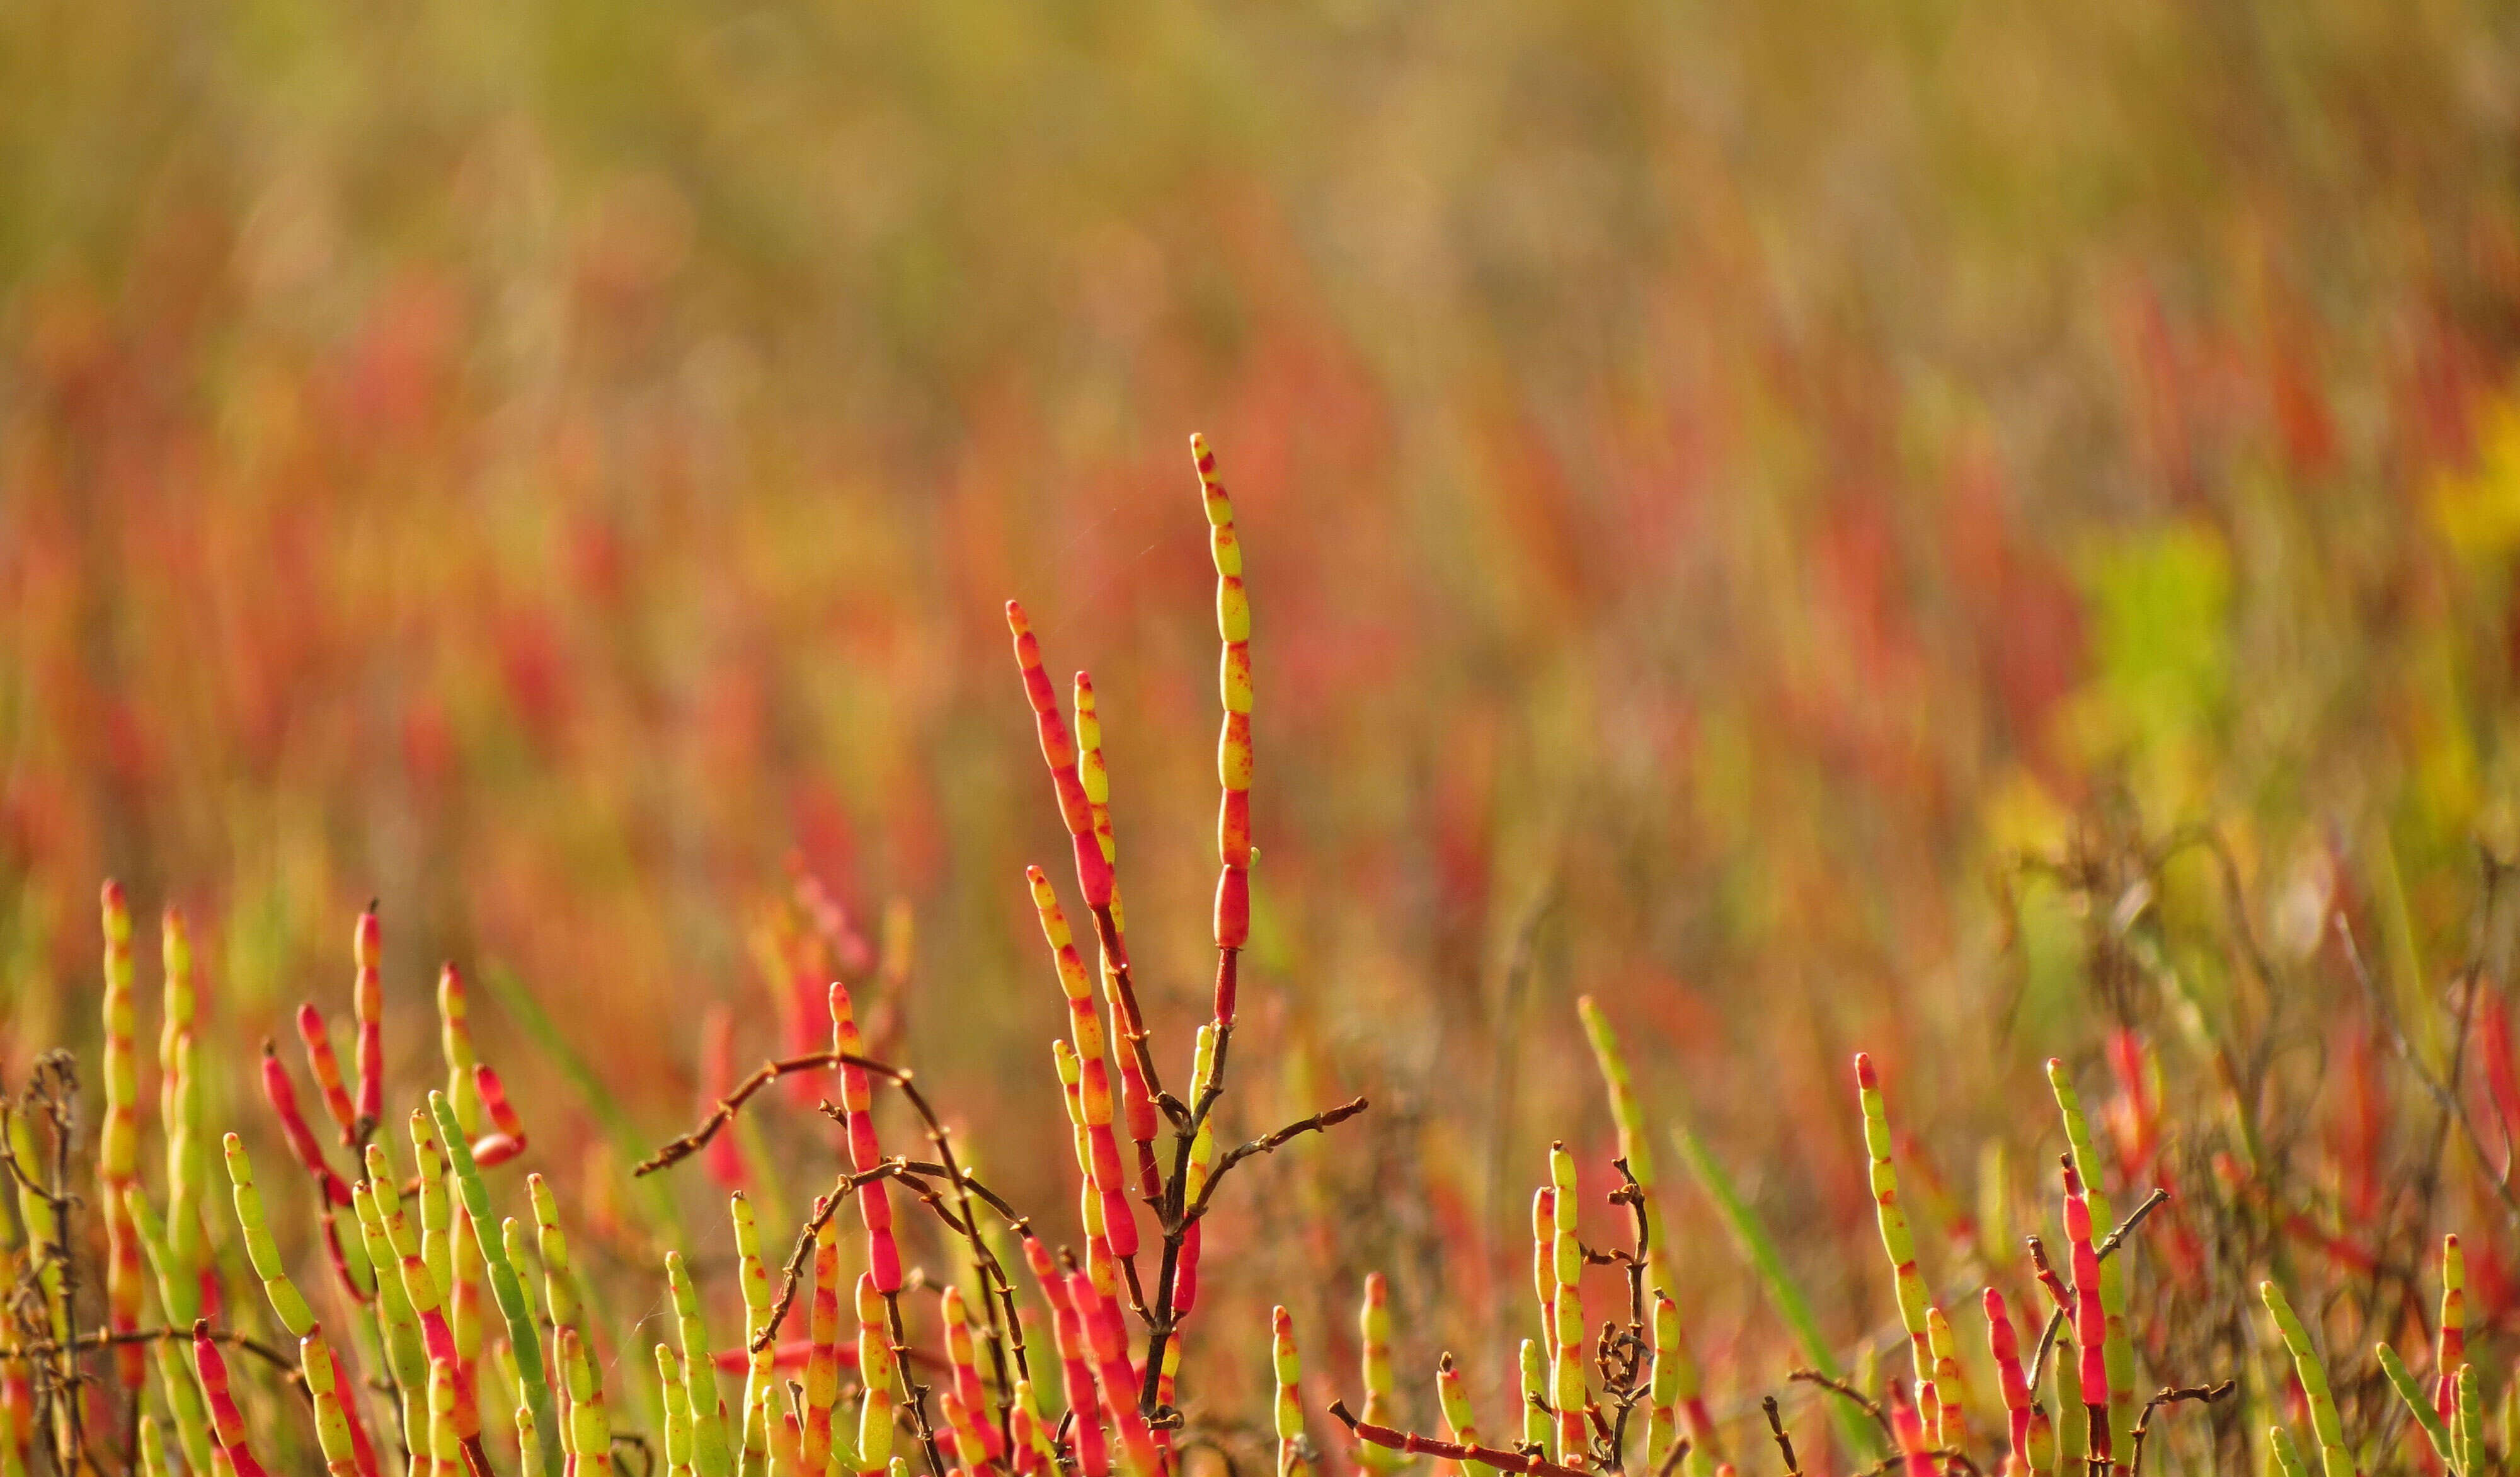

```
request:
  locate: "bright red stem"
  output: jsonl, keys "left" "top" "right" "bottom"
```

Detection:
{"left": 1174, "top": 1220, "right": 1203, "bottom": 1318}
{"left": 1213, "top": 865, "right": 1249, "bottom": 952}
{"left": 1985, "top": 1287, "right": 2031, "bottom": 1474}
{"left": 859, "top": 1180, "right": 902, "bottom": 1294}
{"left": 260, "top": 1049, "right": 350, "bottom": 1205}
{"left": 353, "top": 911, "right": 384, "bottom": 1127}
{"left": 2063, "top": 1166, "right": 2108, "bottom": 1413}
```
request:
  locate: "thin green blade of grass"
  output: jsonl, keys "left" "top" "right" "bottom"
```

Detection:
{"left": 1668, "top": 1118, "right": 1882, "bottom": 1460}
{"left": 479, "top": 962, "right": 687, "bottom": 1246}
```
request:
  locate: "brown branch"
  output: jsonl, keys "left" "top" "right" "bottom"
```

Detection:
{"left": 1088, "top": 904, "right": 1186, "bottom": 1127}
{"left": 884, "top": 1289, "right": 951, "bottom": 1477}
{"left": 635, "top": 1049, "right": 919, "bottom": 1177}
{"left": 1856, "top": 1451, "right": 1980, "bottom": 1477}
{"left": 1180, "top": 1098, "right": 1371, "bottom": 1226}
{"left": 1327, "top": 1400, "right": 1592, "bottom": 1477}
{"left": 646, "top": 1032, "right": 1043, "bottom": 1442}
{"left": 636, "top": 1050, "right": 850, "bottom": 1176}
{"left": 2097, "top": 1188, "right": 2172, "bottom": 1261}
{"left": 1789, "top": 1371, "right": 1892, "bottom": 1440}
{"left": 1584, "top": 1399, "right": 1615, "bottom": 1447}
{"left": 2126, "top": 1381, "right": 2233, "bottom": 1477}
{"left": 1135, "top": 1125, "right": 1202, "bottom": 1418}
{"left": 11, "top": 1055, "right": 88, "bottom": 1470}
{"left": 1762, "top": 1397, "right": 1801, "bottom": 1477}
{"left": 750, "top": 1163, "right": 899, "bottom": 1353}
{"left": 1135, "top": 1096, "right": 1370, "bottom": 1423}
{"left": 830, "top": 1073, "right": 1032, "bottom": 1427}
{"left": 2026, "top": 1238, "right": 2071, "bottom": 1310}
{"left": 2025, "top": 1188, "right": 2172, "bottom": 1394}
{"left": 890, "top": 1160, "right": 1034, "bottom": 1238}
{"left": 1610, "top": 1157, "right": 1649, "bottom": 1336}
{"left": 880, "top": 1157, "right": 1031, "bottom": 1403}
{"left": 1596, "top": 1162, "right": 1653, "bottom": 1468}
{"left": 884, "top": 1155, "right": 1038, "bottom": 1405}
{"left": 0, "top": 1326, "right": 306, "bottom": 1390}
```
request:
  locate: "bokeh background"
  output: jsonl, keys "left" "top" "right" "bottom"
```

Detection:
{"left": 8, "top": 0, "right": 2520, "bottom": 1452}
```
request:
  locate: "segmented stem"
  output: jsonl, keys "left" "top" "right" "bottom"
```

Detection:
{"left": 1855, "top": 1055, "right": 1940, "bottom": 1437}
{"left": 1273, "top": 1307, "right": 1309, "bottom": 1477}
{"left": 2260, "top": 1281, "right": 2351, "bottom": 1477}
{"left": 2049, "top": 1060, "right": 2134, "bottom": 1449}
{"left": 432, "top": 1090, "right": 562, "bottom": 1477}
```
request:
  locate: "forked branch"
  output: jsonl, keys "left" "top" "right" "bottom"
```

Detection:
{"left": 0, "top": 1326, "right": 306, "bottom": 1393}
{"left": 1788, "top": 1369, "right": 1893, "bottom": 1441}
{"left": 748, "top": 1162, "right": 900, "bottom": 1353}
{"left": 1329, "top": 1399, "right": 1593, "bottom": 1477}
{"left": 1179, "top": 1096, "right": 1371, "bottom": 1227}
{"left": 2128, "top": 1380, "right": 2235, "bottom": 1477}
{"left": 2027, "top": 1188, "right": 2172, "bottom": 1391}
{"left": 637, "top": 1049, "right": 905, "bottom": 1176}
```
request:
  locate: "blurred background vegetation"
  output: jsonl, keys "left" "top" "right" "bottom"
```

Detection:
{"left": 8, "top": 0, "right": 2520, "bottom": 1447}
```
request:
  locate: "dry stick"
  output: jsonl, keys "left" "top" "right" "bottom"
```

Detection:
{"left": 1763, "top": 1397, "right": 1802, "bottom": 1477}
{"left": 637, "top": 1050, "right": 869, "bottom": 1176}
{"left": 749, "top": 1164, "right": 899, "bottom": 1353}
{"left": 1131, "top": 1090, "right": 1211, "bottom": 1426}
{"left": 878, "top": 1160, "right": 1033, "bottom": 1388}
{"left": 1610, "top": 1161, "right": 1651, "bottom": 1328}
{"left": 2337, "top": 904, "right": 2509, "bottom": 1446}
{"left": 651, "top": 1045, "right": 1035, "bottom": 1427}
{"left": 1596, "top": 1160, "right": 1653, "bottom": 1468}
{"left": 2025, "top": 1190, "right": 2171, "bottom": 1395}
{"left": 1789, "top": 1370, "right": 1894, "bottom": 1442}
{"left": 1134, "top": 1096, "right": 1372, "bottom": 1422}
{"left": 861, "top": 1085, "right": 1024, "bottom": 1419}
{"left": 650, "top": 1043, "right": 1042, "bottom": 1438}
{"left": 891, "top": 1161, "right": 1031, "bottom": 1236}
{"left": 1328, "top": 1399, "right": 1592, "bottom": 1477}
{"left": 823, "top": 1107, "right": 1033, "bottom": 1445}
{"left": 2026, "top": 1239, "right": 2071, "bottom": 1314}
{"left": 883, "top": 1290, "right": 951, "bottom": 1477}
{"left": 1179, "top": 1098, "right": 1371, "bottom": 1227}
{"left": 1205, "top": 975, "right": 1240, "bottom": 1110}
{"left": 646, "top": 1043, "right": 1032, "bottom": 1403}
{"left": 2125, "top": 1381, "right": 2234, "bottom": 1477}
{"left": 44, "top": 1060, "right": 82, "bottom": 1473}
{"left": 14, "top": 1055, "right": 86, "bottom": 1472}
{"left": 1654, "top": 1438, "right": 1693, "bottom": 1477}
{"left": 1087, "top": 905, "right": 1184, "bottom": 1128}
{"left": 0, "top": 1328, "right": 307, "bottom": 1391}
{"left": 886, "top": 1159, "right": 1038, "bottom": 1403}
{"left": 1855, "top": 1451, "right": 1981, "bottom": 1477}
{"left": 849, "top": 1071, "right": 1023, "bottom": 1415}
